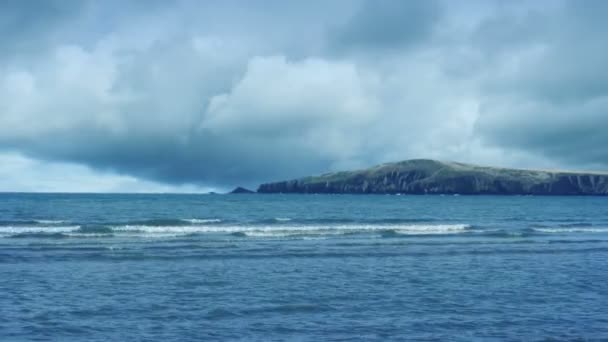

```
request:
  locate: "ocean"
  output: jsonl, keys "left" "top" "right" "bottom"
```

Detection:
{"left": 1, "top": 193, "right": 608, "bottom": 341}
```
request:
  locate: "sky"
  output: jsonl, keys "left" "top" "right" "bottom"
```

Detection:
{"left": 1, "top": 0, "right": 607, "bottom": 192}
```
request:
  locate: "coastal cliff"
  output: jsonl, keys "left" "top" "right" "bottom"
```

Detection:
{"left": 257, "top": 159, "right": 608, "bottom": 195}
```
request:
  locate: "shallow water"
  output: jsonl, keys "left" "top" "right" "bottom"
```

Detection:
{"left": 1, "top": 193, "right": 608, "bottom": 340}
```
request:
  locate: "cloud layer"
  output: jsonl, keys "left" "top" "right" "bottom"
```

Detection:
{"left": 1, "top": 0, "right": 607, "bottom": 190}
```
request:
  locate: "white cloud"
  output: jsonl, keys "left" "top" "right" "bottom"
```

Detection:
{"left": 201, "top": 56, "right": 379, "bottom": 162}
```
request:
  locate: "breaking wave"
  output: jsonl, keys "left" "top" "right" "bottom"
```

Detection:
{"left": 231, "top": 224, "right": 471, "bottom": 238}
{"left": 108, "top": 223, "right": 473, "bottom": 238}
{"left": 181, "top": 218, "right": 223, "bottom": 224}
{"left": 0, "top": 226, "right": 80, "bottom": 235}
{"left": 120, "top": 218, "right": 223, "bottom": 226}
{"left": 0, "top": 220, "right": 70, "bottom": 226}
{"left": 3, "top": 219, "right": 608, "bottom": 240}
{"left": 0, "top": 223, "right": 471, "bottom": 239}
{"left": 533, "top": 227, "right": 608, "bottom": 234}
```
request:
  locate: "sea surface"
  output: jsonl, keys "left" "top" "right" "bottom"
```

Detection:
{"left": 1, "top": 193, "right": 608, "bottom": 341}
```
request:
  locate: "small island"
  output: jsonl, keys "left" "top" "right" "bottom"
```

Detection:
{"left": 229, "top": 186, "right": 255, "bottom": 194}
{"left": 257, "top": 159, "right": 608, "bottom": 195}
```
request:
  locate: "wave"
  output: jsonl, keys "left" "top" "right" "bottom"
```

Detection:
{"left": 0, "top": 223, "right": 471, "bottom": 239}
{"left": 4, "top": 221, "right": 606, "bottom": 240}
{"left": 181, "top": 218, "right": 222, "bottom": 224}
{"left": 0, "top": 217, "right": 446, "bottom": 229}
{"left": 533, "top": 227, "right": 608, "bottom": 234}
{"left": 7, "top": 232, "right": 71, "bottom": 239}
{"left": 475, "top": 229, "right": 535, "bottom": 238}
{"left": 76, "top": 225, "right": 115, "bottom": 234}
{"left": 122, "top": 218, "right": 223, "bottom": 226}
{"left": 228, "top": 224, "right": 472, "bottom": 238}
{"left": 0, "top": 225, "right": 118, "bottom": 238}
{"left": 558, "top": 223, "right": 594, "bottom": 228}
{"left": 0, "top": 225, "right": 80, "bottom": 239}
{"left": 0, "top": 226, "right": 80, "bottom": 234}
{"left": 35, "top": 220, "right": 69, "bottom": 225}
{"left": 0, "top": 219, "right": 70, "bottom": 226}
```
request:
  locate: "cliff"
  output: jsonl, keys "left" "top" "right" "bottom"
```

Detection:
{"left": 257, "top": 159, "right": 608, "bottom": 195}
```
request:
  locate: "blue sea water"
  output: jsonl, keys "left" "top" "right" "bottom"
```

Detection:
{"left": 1, "top": 193, "right": 608, "bottom": 341}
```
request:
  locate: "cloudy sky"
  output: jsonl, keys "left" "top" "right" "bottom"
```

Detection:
{"left": 1, "top": 0, "right": 606, "bottom": 192}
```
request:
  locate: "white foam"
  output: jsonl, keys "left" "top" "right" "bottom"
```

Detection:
{"left": 0, "top": 223, "right": 471, "bottom": 239}
{"left": 534, "top": 227, "right": 608, "bottom": 233}
{"left": 181, "top": 218, "right": 222, "bottom": 224}
{"left": 64, "top": 233, "right": 113, "bottom": 238}
{"left": 106, "top": 223, "right": 470, "bottom": 238}
{"left": 242, "top": 229, "right": 344, "bottom": 238}
{"left": 35, "top": 220, "right": 69, "bottom": 225}
{"left": 112, "top": 225, "right": 243, "bottom": 234}
{"left": 274, "top": 217, "right": 292, "bottom": 222}
{"left": 111, "top": 223, "right": 469, "bottom": 236}
{"left": 0, "top": 226, "right": 80, "bottom": 234}
{"left": 0, "top": 226, "right": 81, "bottom": 238}
{"left": 391, "top": 224, "right": 471, "bottom": 235}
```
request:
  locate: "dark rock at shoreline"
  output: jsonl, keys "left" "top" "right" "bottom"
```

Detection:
{"left": 257, "top": 159, "right": 608, "bottom": 195}
{"left": 230, "top": 186, "right": 255, "bottom": 194}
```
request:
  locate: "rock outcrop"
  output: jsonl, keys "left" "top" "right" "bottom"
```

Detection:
{"left": 257, "top": 159, "right": 608, "bottom": 195}
{"left": 229, "top": 186, "right": 256, "bottom": 194}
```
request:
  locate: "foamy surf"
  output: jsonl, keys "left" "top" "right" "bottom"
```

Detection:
{"left": 0, "top": 226, "right": 80, "bottom": 234}
{"left": 0, "top": 225, "right": 81, "bottom": 238}
{"left": 9, "top": 223, "right": 608, "bottom": 240}
{"left": 180, "top": 218, "right": 223, "bottom": 224}
{"left": 533, "top": 227, "right": 608, "bottom": 234}
{"left": 109, "top": 223, "right": 473, "bottom": 238}
{"left": 0, "top": 223, "right": 472, "bottom": 239}
{"left": 112, "top": 225, "right": 244, "bottom": 235}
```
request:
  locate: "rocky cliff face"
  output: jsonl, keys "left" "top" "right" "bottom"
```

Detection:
{"left": 257, "top": 159, "right": 608, "bottom": 195}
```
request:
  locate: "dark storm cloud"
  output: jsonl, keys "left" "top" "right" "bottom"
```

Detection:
{"left": 0, "top": 0, "right": 81, "bottom": 56}
{"left": 8, "top": 121, "right": 334, "bottom": 187}
{"left": 474, "top": 0, "right": 608, "bottom": 168}
{"left": 329, "top": 0, "right": 441, "bottom": 53}
{"left": 0, "top": 0, "right": 607, "bottom": 190}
